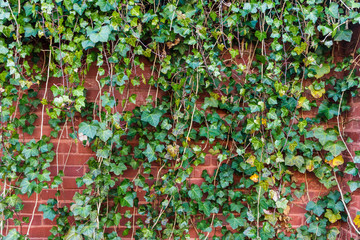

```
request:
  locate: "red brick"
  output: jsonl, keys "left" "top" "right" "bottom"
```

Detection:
{"left": 77, "top": 143, "right": 94, "bottom": 154}
{"left": 51, "top": 140, "right": 77, "bottom": 153}
{"left": 8, "top": 214, "right": 42, "bottom": 226}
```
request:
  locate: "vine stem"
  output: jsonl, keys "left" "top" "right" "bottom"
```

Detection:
{"left": 337, "top": 92, "right": 355, "bottom": 160}
{"left": 256, "top": 185, "right": 261, "bottom": 239}
{"left": 5, "top": 0, "right": 20, "bottom": 44}
{"left": 0, "top": 179, "right": 6, "bottom": 235}
{"left": 333, "top": 171, "right": 360, "bottom": 235}
{"left": 40, "top": 38, "right": 52, "bottom": 138}
{"left": 335, "top": 91, "right": 360, "bottom": 235}
{"left": 26, "top": 192, "right": 38, "bottom": 238}
{"left": 151, "top": 195, "right": 173, "bottom": 230}
{"left": 27, "top": 34, "right": 53, "bottom": 240}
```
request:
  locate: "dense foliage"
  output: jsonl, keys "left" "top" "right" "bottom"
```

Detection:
{"left": 2, "top": 0, "right": 360, "bottom": 239}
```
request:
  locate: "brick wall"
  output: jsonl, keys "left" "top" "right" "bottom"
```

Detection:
{"left": 5, "top": 55, "right": 360, "bottom": 239}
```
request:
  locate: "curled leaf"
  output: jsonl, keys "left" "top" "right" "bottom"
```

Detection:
{"left": 250, "top": 173, "right": 259, "bottom": 183}
{"left": 308, "top": 84, "right": 326, "bottom": 98}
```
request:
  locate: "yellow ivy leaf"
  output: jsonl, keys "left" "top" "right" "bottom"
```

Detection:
{"left": 261, "top": 118, "right": 267, "bottom": 126}
{"left": 283, "top": 205, "right": 291, "bottom": 215}
{"left": 324, "top": 209, "right": 341, "bottom": 223}
{"left": 354, "top": 215, "right": 360, "bottom": 228}
{"left": 306, "top": 159, "right": 314, "bottom": 172}
{"left": 250, "top": 173, "right": 259, "bottom": 183}
{"left": 167, "top": 145, "right": 179, "bottom": 158}
{"left": 328, "top": 155, "right": 344, "bottom": 168}
{"left": 246, "top": 155, "right": 256, "bottom": 167}
{"left": 308, "top": 84, "right": 325, "bottom": 98}
{"left": 297, "top": 97, "right": 307, "bottom": 108}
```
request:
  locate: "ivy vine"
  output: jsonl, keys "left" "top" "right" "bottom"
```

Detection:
{"left": 1, "top": 0, "right": 360, "bottom": 239}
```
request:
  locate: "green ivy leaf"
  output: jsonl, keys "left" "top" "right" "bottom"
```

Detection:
{"left": 327, "top": 227, "right": 340, "bottom": 240}
{"left": 4, "top": 229, "right": 21, "bottom": 240}
{"left": 22, "top": 147, "right": 39, "bottom": 159}
{"left": 141, "top": 109, "right": 163, "bottom": 127}
{"left": 313, "top": 126, "right": 338, "bottom": 146}
{"left": 120, "top": 192, "right": 135, "bottom": 207}
{"left": 20, "top": 178, "right": 34, "bottom": 194}
{"left": 308, "top": 220, "right": 327, "bottom": 236}
{"left": 226, "top": 213, "right": 245, "bottom": 229}
{"left": 64, "top": 227, "right": 83, "bottom": 240}
{"left": 345, "top": 162, "right": 358, "bottom": 176}
{"left": 325, "top": 3, "right": 339, "bottom": 18}
{"left": 97, "top": 129, "right": 113, "bottom": 142}
{"left": 79, "top": 122, "right": 98, "bottom": 139}
{"left": 354, "top": 151, "right": 360, "bottom": 163}
{"left": 334, "top": 29, "right": 353, "bottom": 42}
{"left": 202, "top": 97, "right": 218, "bottom": 109}
{"left": 114, "top": 213, "right": 122, "bottom": 225}
{"left": 285, "top": 155, "right": 304, "bottom": 169}
{"left": 348, "top": 180, "right": 360, "bottom": 192}
{"left": 89, "top": 25, "right": 111, "bottom": 43}
{"left": 143, "top": 144, "right": 157, "bottom": 162}
{"left": 306, "top": 201, "right": 325, "bottom": 216}
{"left": 188, "top": 184, "right": 203, "bottom": 201}
{"left": 72, "top": 205, "right": 92, "bottom": 218}
{"left": 311, "top": 64, "right": 330, "bottom": 79}
{"left": 39, "top": 204, "right": 57, "bottom": 220}
{"left": 323, "top": 141, "right": 346, "bottom": 156}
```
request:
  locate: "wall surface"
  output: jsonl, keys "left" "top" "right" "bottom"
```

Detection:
{"left": 5, "top": 56, "right": 360, "bottom": 239}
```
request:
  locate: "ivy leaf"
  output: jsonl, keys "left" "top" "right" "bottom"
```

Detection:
{"left": 80, "top": 223, "right": 96, "bottom": 237}
{"left": 114, "top": 213, "right": 122, "bottom": 225}
{"left": 308, "top": 85, "right": 326, "bottom": 98}
{"left": 64, "top": 227, "right": 83, "bottom": 240}
{"left": 189, "top": 184, "right": 202, "bottom": 201}
{"left": 167, "top": 145, "right": 179, "bottom": 158}
{"left": 311, "top": 64, "right": 330, "bottom": 79}
{"left": 141, "top": 109, "right": 163, "bottom": 127}
{"left": 20, "top": 178, "right": 33, "bottom": 194}
{"left": 202, "top": 97, "right": 218, "bottom": 109}
{"left": 143, "top": 144, "right": 157, "bottom": 162}
{"left": 39, "top": 204, "right": 57, "bottom": 221}
{"left": 354, "top": 214, "right": 360, "bottom": 228}
{"left": 285, "top": 155, "right": 304, "bottom": 169}
{"left": 306, "top": 201, "right": 325, "bottom": 216}
{"left": 324, "top": 141, "right": 346, "bottom": 156}
{"left": 97, "top": 129, "right": 112, "bottom": 142}
{"left": 327, "top": 228, "right": 340, "bottom": 240}
{"left": 199, "top": 201, "right": 217, "bottom": 217}
{"left": 22, "top": 147, "right": 39, "bottom": 159}
{"left": 325, "top": 3, "right": 339, "bottom": 18}
{"left": 72, "top": 205, "right": 91, "bottom": 218}
{"left": 244, "top": 227, "right": 257, "bottom": 238}
{"left": 348, "top": 181, "right": 360, "bottom": 192}
{"left": 308, "top": 220, "right": 327, "bottom": 236}
{"left": 354, "top": 151, "right": 360, "bottom": 163}
{"left": 313, "top": 126, "right": 338, "bottom": 146}
{"left": 89, "top": 25, "right": 111, "bottom": 43}
{"left": 4, "top": 229, "right": 21, "bottom": 240}
{"left": 120, "top": 192, "right": 135, "bottom": 207}
{"left": 111, "top": 163, "right": 127, "bottom": 175}
{"left": 334, "top": 29, "right": 353, "bottom": 42}
{"left": 226, "top": 213, "right": 245, "bottom": 229}
{"left": 345, "top": 162, "right": 358, "bottom": 176}
{"left": 327, "top": 155, "right": 344, "bottom": 168}
{"left": 324, "top": 209, "right": 341, "bottom": 223}
{"left": 318, "top": 102, "right": 338, "bottom": 119}
{"left": 79, "top": 122, "right": 98, "bottom": 139}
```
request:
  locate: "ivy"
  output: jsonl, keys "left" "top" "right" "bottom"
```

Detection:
{"left": 1, "top": 0, "right": 360, "bottom": 239}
